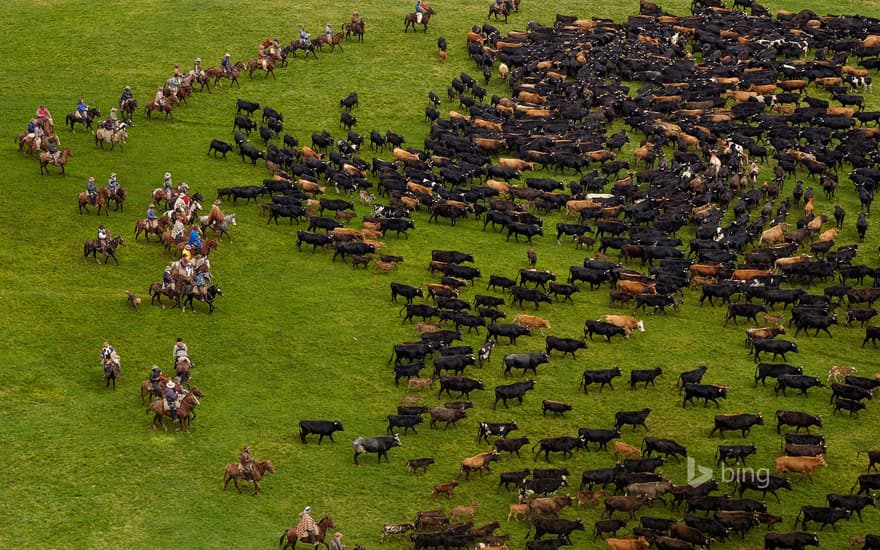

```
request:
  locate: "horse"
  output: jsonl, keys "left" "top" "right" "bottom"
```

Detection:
{"left": 405, "top": 7, "right": 436, "bottom": 33}
{"left": 201, "top": 212, "right": 236, "bottom": 241}
{"left": 149, "top": 281, "right": 181, "bottom": 308}
{"left": 108, "top": 186, "right": 127, "bottom": 212}
{"left": 102, "top": 356, "right": 120, "bottom": 390}
{"left": 222, "top": 459, "right": 276, "bottom": 495}
{"left": 488, "top": 1, "right": 512, "bottom": 21}
{"left": 344, "top": 20, "right": 365, "bottom": 42}
{"left": 139, "top": 376, "right": 167, "bottom": 404}
{"left": 134, "top": 217, "right": 165, "bottom": 240}
{"left": 181, "top": 284, "right": 223, "bottom": 314}
{"left": 247, "top": 57, "right": 276, "bottom": 78}
{"left": 78, "top": 187, "right": 112, "bottom": 215}
{"left": 279, "top": 516, "right": 336, "bottom": 550}
{"left": 95, "top": 123, "right": 128, "bottom": 151}
{"left": 145, "top": 95, "right": 179, "bottom": 121}
{"left": 146, "top": 387, "right": 203, "bottom": 431}
{"left": 287, "top": 40, "right": 318, "bottom": 60}
{"left": 65, "top": 107, "right": 101, "bottom": 132}
{"left": 206, "top": 61, "right": 244, "bottom": 88}
{"left": 176, "top": 237, "right": 218, "bottom": 257}
{"left": 175, "top": 355, "right": 193, "bottom": 386}
{"left": 17, "top": 131, "right": 57, "bottom": 158}
{"left": 120, "top": 98, "right": 139, "bottom": 119}
{"left": 314, "top": 32, "right": 345, "bottom": 52}
{"left": 39, "top": 147, "right": 72, "bottom": 176}
{"left": 83, "top": 236, "right": 126, "bottom": 265}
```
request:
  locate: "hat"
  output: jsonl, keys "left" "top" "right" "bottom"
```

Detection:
{"left": 89, "top": 176, "right": 95, "bottom": 182}
{"left": 165, "top": 172, "right": 171, "bottom": 178}
{"left": 151, "top": 364, "right": 159, "bottom": 371}
{"left": 304, "top": 506, "right": 311, "bottom": 513}
{"left": 195, "top": 57, "right": 201, "bottom": 62}
{"left": 149, "top": 203, "right": 156, "bottom": 208}
{"left": 124, "top": 86, "right": 130, "bottom": 90}
{"left": 103, "top": 341, "right": 109, "bottom": 347}
{"left": 111, "top": 172, "right": 117, "bottom": 177}
{"left": 111, "top": 107, "right": 117, "bottom": 112}
{"left": 225, "top": 52, "right": 231, "bottom": 57}
{"left": 213, "top": 199, "right": 222, "bottom": 205}
{"left": 166, "top": 381, "right": 176, "bottom": 389}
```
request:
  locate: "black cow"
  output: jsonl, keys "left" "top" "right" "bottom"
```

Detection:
{"left": 503, "top": 352, "right": 549, "bottom": 378}
{"left": 532, "top": 518, "right": 585, "bottom": 541}
{"left": 794, "top": 314, "right": 838, "bottom": 337}
{"left": 835, "top": 398, "right": 868, "bottom": 417}
{"left": 623, "top": 457, "right": 665, "bottom": 473}
{"left": 831, "top": 382, "right": 874, "bottom": 403}
{"left": 239, "top": 142, "right": 264, "bottom": 164}
{"left": 299, "top": 419, "right": 345, "bottom": 444}
{"left": 474, "top": 294, "right": 505, "bottom": 308}
{"left": 776, "top": 410, "right": 823, "bottom": 434}
{"left": 714, "top": 511, "right": 760, "bottom": 541}
{"left": 428, "top": 407, "right": 467, "bottom": 429}
{"left": 352, "top": 434, "right": 401, "bottom": 465}
{"left": 542, "top": 400, "right": 573, "bottom": 417}
{"left": 433, "top": 354, "right": 476, "bottom": 378}
{"left": 678, "top": 365, "right": 708, "bottom": 391}
{"left": 847, "top": 308, "right": 878, "bottom": 327}
{"left": 725, "top": 302, "right": 767, "bottom": 326}
{"left": 309, "top": 216, "right": 343, "bottom": 233}
{"left": 716, "top": 444, "right": 758, "bottom": 466}
{"left": 389, "top": 342, "right": 431, "bottom": 365}
{"left": 401, "top": 304, "right": 440, "bottom": 324}
{"left": 533, "top": 436, "right": 585, "bottom": 462}
{"left": 487, "top": 274, "right": 517, "bottom": 292}
{"left": 393, "top": 362, "right": 425, "bottom": 386}
{"left": 296, "top": 230, "right": 332, "bottom": 253}
{"left": 578, "top": 427, "right": 620, "bottom": 451}
{"left": 233, "top": 114, "right": 257, "bottom": 134}
{"left": 208, "top": 138, "right": 234, "bottom": 159}
{"left": 438, "top": 375, "right": 484, "bottom": 399}
{"left": 520, "top": 269, "right": 556, "bottom": 288}
{"left": 580, "top": 466, "right": 624, "bottom": 490}
{"left": 442, "top": 264, "right": 481, "bottom": 281}
{"left": 569, "top": 266, "right": 613, "bottom": 289}
{"left": 737, "top": 473, "right": 793, "bottom": 503}
{"left": 580, "top": 367, "right": 622, "bottom": 393}
{"left": 498, "top": 469, "right": 530, "bottom": 492}
{"left": 683, "top": 383, "right": 728, "bottom": 408}
{"left": 510, "top": 286, "right": 553, "bottom": 310}
{"left": 477, "top": 421, "right": 519, "bottom": 444}
{"left": 755, "top": 363, "right": 803, "bottom": 387}
{"left": 846, "top": 375, "right": 880, "bottom": 392}
{"left": 584, "top": 320, "right": 627, "bottom": 342}
{"left": 630, "top": 367, "right": 663, "bottom": 390}
{"left": 785, "top": 443, "right": 827, "bottom": 457}
{"left": 775, "top": 374, "right": 824, "bottom": 396}
{"left": 432, "top": 250, "right": 474, "bottom": 264}
{"left": 390, "top": 282, "right": 424, "bottom": 304}
{"left": 478, "top": 307, "right": 506, "bottom": 323}
{"left": 387, "top": 414, "right": 422, "bottom": 435}
{"left": 545, "top": 336, "right": 587, "bottom": 358}
{"left": 525, "top": 538, "right": 570, "bottom": 550}
{"left": 795, "top": 506, "right": 850, "bottom": 531}
{"left": 380, "top": 217, "right": 415, "bottom": 238}
{"left": 634, "top": 293, "right": 681, "bottom": 314}
{"left": 507, "top": 222, "right": 544, "bottom": 244}
{"left": 711, "top": 413, "right": 764, "bottom": 438}
{"left": 852, "top": 473, "right": 880, "bottom": 495}
{"left": 701, "top": 282, "right": 740, "bottom": 306}
{"left": 753, "top": 339, "right": 799, "bottom": 363}
{"left": 643, "top": 438, "right": 687, "bottom": 463}
{"left": 236, "top": 99, "right": 260, "bottom": 116}
{"left": 495, "top": 436, "right": 530, "bottom": 457}
{"left": 615, "top": 408, "right": 651, "bottom": 432}
{"left": 548, "top": 282, "right": 580, "bottom": 304}
{"left": 764, "top": 531, "right": 820, "bottom": 550}
{"left": 826, "top": 493, "right": 877, "bottom": 521}
{"left": 269, "top": 204, "right": 306, "bottom": 225}
{"left": 487, "top": 323, "right": 531, "bottom": 344}
{"left": 494, "top": 380, "right": 535, "bottom": 409}
{"left": 862, "top": 325, "right": 880, "bottom": 348}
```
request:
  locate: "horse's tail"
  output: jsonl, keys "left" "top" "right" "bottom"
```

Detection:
{"left": 278, "top": 529, "right": 288, "bottom": 547}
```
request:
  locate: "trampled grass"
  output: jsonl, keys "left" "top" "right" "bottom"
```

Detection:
{"left": 2, "top": 0, "right": 880, "bottom": 548}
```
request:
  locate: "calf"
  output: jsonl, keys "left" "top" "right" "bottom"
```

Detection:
{"left": 407, "top": 457, "right": 435, "bottom": 474}
{"left": 677, "top": 365, "right": 708, "bottom": 391}
{"left": 380, "top": 523, "right": 415, "bottom": 542}
{"left": 717, "top": 444, "right": 758, "bottom": 466}
{"left": 458, "top": 451, "right": 500, "bottom": 480}
{"left": 578, "top": 489, "right": 606, "bottom": 509}
{"left": 629, "top": 367, "right": 662, "bottom": 390}
{"left": 776, "top": 410, "right": 823, "bottom": 433}
{"left": 299, "top": 419, "right": 344, "bottom": 444}
{"left": 495, "top": 436, "right": 530, "bottom": 457}
{"left": 834, "top": 397, "right": 867, "bottom": 417}
{"left": 605, "top": 537, "right": 650, "bottom": 550}
{"left": 498, "top": 469, "right": 530, "bottom": 493}
{"left": 494, "top": 380, "right": 536, "bottom": 408}
{"left": 431, "top": 480, "right": 459, "bottom": 500}
{"left": 542, "top": 400, "right": 573, "bottom": 417}
{"left": 613, "top": 441, "right": 642, "bottom": 461}
{"left": 581, "top": 367, "right": 623, "bottom": 393}
{"left": 208, "top": 138, "right": 234, "bottom": 159}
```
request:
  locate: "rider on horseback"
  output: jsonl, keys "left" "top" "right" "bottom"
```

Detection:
{"left": 299, "top": 26, "right": 311, "bottom": 46}
{"left": 298, "top": 506, "right": 318, "bottom": 544}
{"left": 119, "top": 86, "right": 133, "bottom": 109}
{"left": 193, "top": 57, "right": 203, "bottom": 78}
{"left": 171, "top": 214, "right": 186, "bottom": 242}
{"left": 106, "top": 108, "right": 119, "bottom": 130}
{"left": 165, "top": 380, "right": 180, "bottom": 422}
{"left": 415, "top": 1, "right": 430, "bottom": 23}
{"left": 325, "top": 22, "right": 333, "bottom": 39}
{"left": 188, "top": 226, "right": 202, "bottom": 250}
{"left": 154, "top": 87, "right": 166, "bottom": 110}
{"left": 163, "top": 266, "right": 175, "bottom": 291}
{"left": 240, "top": 445, "right": 255, "bottom": 480}
{"left": 222, "top": 53, "right": 233, "bottom": 76}
{"left": 351, "top": 11, "right": 361, "bottom": 24}
{"left": 100, "top": 341, "right": 115, "bottom": 363}
{"left": 87, "top": 177, "right": 98, "bottom": 205}
{"left": 76, "top": 98, "right": 89, "bottom": 121}
{"left": 108, "top": 172, "right": 119, "bottom": 196}
{"left": 170, "top": 64, "right": 182, "bottom": 91}
{"left": 149, "top": 364, "right": 164, "bottom": 399}
{"left": 36, "top": 104, "right": 52, "bottom": 124}
{"left": 206, "top": 199, "right": 225, "bottom": 227}
{"left": 173, "top": 338, "right": 189, "bottom": 367}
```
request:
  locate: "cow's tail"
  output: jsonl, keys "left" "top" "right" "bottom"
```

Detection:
{"left": 387, "top": 346, "right": 396, "bottom": 365}
{"left": 793, "top": 506, "right": 804, "bottom": 529}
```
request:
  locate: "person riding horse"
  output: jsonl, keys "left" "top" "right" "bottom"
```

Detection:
{"left": 351, "top": 11, "right": 361, "bottom": 24}
{"left": 169, "top": 65, "right": 182, "bottom": 93}
{"left": 173, "top": 338, "right": 190, "bottom": 366}
{"left": 299, "top": 26, "right": 311, "bottom": 46}
{"left": 415, "top": 1, "right": 431, "bottom": 22}
{"left": 206, "top": 199, "right": 225, "bottom": 227}
{"left": 221, "top": 53, "right": 233, "bottom": 76}
{"left": 297, "top": 506, "right": 318, "bottom": 544}
{"left": 154, "top": 87, "right": 166, "bottom": 110}
{"left": 165, "top": 380, "right": 180, "bottom": 422}
{"left": 108, "top": 172, "right": 119, "bottom": 196}
{"left": 100, "top": 341, "right": 115, "bottom": 363}
{"left": 36, "top": 104, "right": 52, "bottom": 124}
{"left": 87, "top": 177, "right": 98, "bottom": 205}
{"left": 324, "top": 23, "right": 333, "bottom": 40}
{"left": 149, "top": 365, "right": 164, "bottom": 399}
{"left": 119, "top": 86, "right": 133, "bottom": 109}
{"left": 193, "top": 57, "right": 204, "bottom": 78}
{"left": 240, "top": 445, "right": 255, "bottom": 480}
{"left": 97, "top": 224, "right": 111, "bottom": 245}
{"left": 188, "top": 226, "right": 202, "bottom": 250}
{"left": 75, "top": 99, "right": 89, "bottom": 121}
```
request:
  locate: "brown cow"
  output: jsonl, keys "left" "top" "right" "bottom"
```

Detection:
{"left": 863, "top": 35, "right": 880, "bottom": 48}
{"left": 815, "top": 77, "right": 843, "bottom": 88}
{"left": 507, "top": 503, "right": 528, "bottom": 522}
{"left": 606, "top": 537, "right": 650, "bottom": 550}
{"left": 407, "top": 181, "right": 433, "bottom": 196}
{"left": 407, "top": 378, "right": 433, "bottom": 392}
{"left": 474, "top": 137, "right": 508, "bottom": 154}
{"left": 749, "top": 83, "right": 777, "bottom": 95}
{"left": 826, "top": 107, "right": 854, "bottom": 118}
{"left": 486, "top": 179, "right": 510, "bottom": 195}
{"left": 689, "top": 264, "right": 723, "bottom": 278}
{"left": 450, "top": 502, "right": 479, "bottom": 522}
{"left": 613, "top": 441, "right": 642, "bottom": 461}
{"left": 474, "top": 118, "right": 503, "bottom": 132}
{"left": 300, "top": 145, "right": 322, "bottom": 159}
{"left": 726, "top": 90, "right": 759, "bottom": 103}
{"left": 827, "top": 365, "right": 856, "bottom": 383}
{"left": 586, "top": 150, "right": 615, "bottom": 163}
{"left": 777, "top": 79, "right": 808, "bottom": 92}
{"left": 565, "top": 199, "right": 601, "bottom": 217}
{"left": 712, "top": 76, "right": 741, "bottom": 86}
{"left": 634, "top": 143, "right": 655, "bottom": 168}
{"left": 774, "top": 254, "right": 812, "bottom": 271}
{"left": 618, "top": 280, "right": 657, "bottom": 295}
{"left": 393, "top": 147, "right": 421, "bottom": 165}
{"left": 498, "top": 158, "right": 535, "bottom": 171}
{"left": 298, "top": 179, "right": 325, "bottom": 195}
{"left": 458, "top": 450, "right": 499, "bottom": 480}
{"left": 774, "top": 455, "right": 828, "bottom": 480}
{"left": 604, "top": 495, "right": 648, "bottom": 519}
{"left": 431, "top": 480, "right": 459, "bottom": 500}
{"left": 577, "top": 489, "right": 605, "bottom": 509}
{"left": 517, "top": 91, "right": 547, "bottom": 105}
{"left": 759, "top": 223, "right": 788, "bottom": 246}
{"left": 527, "top": 495, "right": 573, "bottom": 519}
{"left": 817, "top": 228, "right": 839, "bottom": 242}
{"left": 731, "top": 269, "right": 774, "bottom": 281}
{"left": 601, "top": 315, "right": 645, "bottom": 336}
{"left": 513, "top": 313, "right": 551, "bottom": 335}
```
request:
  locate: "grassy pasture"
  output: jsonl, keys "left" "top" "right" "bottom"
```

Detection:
{"left": 2, "top": 0, "right": 880, "bottom": 548}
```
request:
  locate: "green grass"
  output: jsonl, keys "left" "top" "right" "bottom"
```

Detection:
{"left": 2, "top": 0, "right": 880, "bottom": 548}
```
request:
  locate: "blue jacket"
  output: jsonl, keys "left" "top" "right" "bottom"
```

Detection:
{"left": 165, "top": 387, "right": 178, "bottom": 403}
{"left": 188, "top": 229, "right": 201, "bottom": 247}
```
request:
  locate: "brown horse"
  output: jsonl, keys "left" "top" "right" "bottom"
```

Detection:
{"left": 175, "top": 237, "right": 219, "bottom": 257}
{"left": 175, "top": 355, "right": 193, "bottom": 386}
{"left": 247, "top": 57, "right": 276, "bottom": 78}
{"left": 404, "top": 7, "right": 435, "bottom": 33}
{"left": 134, "top": 217, "right": 166, "bottom": 240}
{"left": 84, "top": 236, "right": 126, "bottom": 265}
{"left": 140, "top": 376, "right": 167, "bottom": 404}
{"left": 78, "top": 187, "right": 112, "bottom": 215}
{"left": 206, "top": 61, "right": 244, "bottom": 88}
{"left": 108, "top": 186, "right": 127, "bottom": 212}
{"left": 102, "top": 356, "right": 120, "bottom": 390}
{"left": 344, "top": 20, "right": 365, "bottom": 42}
{"left": 315, "top": 32, "right": 346, "bottom": 52}
{"left": 149, "top": 281, "right": 181, "bottom": 308}
{"left": 279, "top": 516, "right": 336, "bottom": 550}
{"left": 223, "top": 459, "right": 276, "bottom": 495}
{"left": 147, "top": 387, "right": 203, "bottom": 431}
{"left": 39, "top": 147, "right": 72, "bottom": 176}
{"left": 145, "top": 95, "right": 179, "bottom": 121}
{"left": 120, "top": 98, "right": 139, "bottom": 119}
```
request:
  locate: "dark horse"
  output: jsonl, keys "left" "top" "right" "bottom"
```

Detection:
{"left": 287, "top": 40, "right": 318, "bottom": 60}
{"left": 279, "top": 516, "right": 336, "bottom": 550}
{"left": 315, "top": 31, "right": 345, "bottom": 52}
{"left": 120, "top": 98, "right": 139, "bottom": 120}
{"left": 108, "top": 186, "right": 127, "bottom": 212}
{"left": 84, "top": 236, "right": 126, "bottom": 265}
{"left": 344, "top": 19, "right": 365, "bottom": 42}
{"left": 405, "top": 7, "right": 435, "bottom": 33}
{"left": 182, "top": 284, "right": 223, "bottom": 314}
{"left": 488, "top": 1, "right": 512, "bottom": 21}
{"left": 223, "top": 459, "right": 276, "bottom": 495}
{"left": 66, "top": 107, "right": 101, "bottom": 132}
{"left": 78, "top": 187, "right": 112, "bottom": 216}
{"left": 175, "top": 355, "right": 193, "bottom": 386}
{"left": 102, "top": 357, "right": 120, "bottom": 390}
{"left": 149, "top": 281, "right": 181, "bottom": 308}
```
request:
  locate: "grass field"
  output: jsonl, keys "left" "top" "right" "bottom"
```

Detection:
{"left": 2, "top": 1, "right": 880, "bottom": 548}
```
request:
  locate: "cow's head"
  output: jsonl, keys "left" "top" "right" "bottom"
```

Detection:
{"left": 333, "top": 421, "right": 345, "bottom": 431}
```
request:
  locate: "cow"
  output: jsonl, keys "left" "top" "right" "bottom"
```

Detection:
{"left": 430, "top": 480, "right": 459, "bottom": 500}
{"left": 494, "top": 380, "right": 535, "bottom": 408}
{"left": 380, "top": 523, "right": 415, "bottom": 542}
{"left": 711, "top": 413, "right": 764, "bottom": 438}
{"left": 726, "top": 303, "right": 767, "bottom": 326}
{"left": 615, "top": 408, "right": 651, "bottom": 432}
{"left": 736, "top": 471, "right": 793, "bottom": 503}
{"left": 629, "top": 367, "right": 663, "bottom": 390}
{"left": 605, "top": 495, "right": 649, "bottom": 519}
{"left": 775, "top": 374, "right": 824, "bottom": 397}
{"left": 296, "top": 230, "right": 333, "bottom": 253}
{"left": 386, "top": 414, "right": 422, "bottom": 435}
{"left": 527, "top": 495, "right": 573, "bottom": 520}
{"left": 585, "top": 320, "right": 627, "bottom": 342}
{"left": 826, "top": 492, "right": 877, "bottom": 521}
{"left": 764, "top": 531, "right": 820, "bottom": 550}
{"left": 862, "top": 325, "right": 880, "bottom": 348}
{"left": 390, "top": 282, "right": 424, "bottom": 304}
{"left": 776, "top": 410, "right": 823, "bottom": 434}
{"left": 458, "top": 450, "right": 500, "bottom": 479}
{"left": 495, "top": 436, "right": 530, "bottom": 457}
{"left": 438, "top": 376, "right": 485, "bottom": 399}
{"left": 642, "top": 438, "right": 687, "bottom": 463}
{"left": 785, "top": 443, "right": 827, "bottom": 457}
{"left": 508, "top": 503, "right": 530, "bottom": 522}
{"left": 852, "top": 473, "right": 880, "bottom": 495}
{"left": 775, "top": 455, "right": 828, "bottom": 480}
{"left": 605, "top": 537, "right": 650, "bottom": 550}
{"left": 477, "top": 421, "right": 519, "bottom": 444}
{"left": 488, "top": 275, "right": 517, "bottom": 293}
{"left": 513, "top": 313, "right": 551, "bottom": 336}
{"left": 753, "top": 339, "right": 799, "bottom": 363}
{"left": 834, "top": 397, "right": 868, "bottom": 417}
{"left": 613, "top": 441, "right": 642, "bottom": 461}
{"left": 298, "top": 420, "right": 345, "bottom": 444}
{"left": 208, "top": 138, "right": 234, "bottom": 159}
{"left": 389, "top": 342, "right": 431, "bottom": 366}
{"left": 548, "top": 282, "right": 580, "bottom": 304}
{"left": 578, "top": 428, "right": 621, "bottom": 451}
{"left": 498, "top": 469, "right": 530, "bottom": 492}
{"left": 755, "top": 363, "right": 803, "bottom": 387}
{"left": 407, "top": 457, "right": 435, "bottom": 475}
{"left": 533, "top": 436, "right": 585, "bottom": 462}
{"left": 670, "top": 523, "right": 714, "bottom": 548}
{"left": 433, "top": 354, "right": 476, "bottom": 379}
{"left": 530, "top": 518, "right": 585, "bottom": 541}
{"left": 794, "top": 505, "right": 851, "bottom": 531}
{"left": 581, "top": 367, "right": 623, "bottom": 393}
{"left": 683, "top": 383, "right": 729, "bottom": 408}
{"left": 510, "top": 286, "right": 553, "bottom": 310}
{"left": 859, "top": 450, "right": 880, "bottom": 473}
{"left": 352, "top": 434, "right": 401, "bottom": 465}
{"left": 429, "top": 407, "right": 467, "bottom": 429}
{"left": 520, "top": 269, "right": 556, "bottom": 288}
{"left": 487, "top": 323, "right": 531, "bottom": 344}
{"left": 831, "top": 382, "right": 874, "bottom": 403}
{"left": 593, "top": 518, "right": 627, "bottom": 538}
{"left": 542, "top": 400, "right": 573, "bottom": 417}
{"left": 618, "top": 280, "right": 657, "bottom": 295}
{"left": 678, "top": 365, "right": 708, "bottom": 390}
{"left": 580, "top": 466, "right": 624, "bottom": 491}
{"left": 716, "top": 444, "right": 758, "bottom": 466}
{"left": 545, "top": 336, "right": 587, "bottom": 358}
{"left": 745, "top": 325, "right": 787, "bottom": 350}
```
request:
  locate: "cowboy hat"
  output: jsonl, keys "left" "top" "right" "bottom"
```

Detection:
{"left": 124, "top": 86, "right": 130, "bottom": 90}
{"left": 164, "top": 172, "right": 171, "bottom": 178}
{"left": 225, "top": 52, "right": 231, "bottom": 57}
{"left": 89, "top": 176, "right": 95, "bottom": 182}
{"left": 110, "top": 107, "right": 117, "bottom": 112}
{"left": 213, "top": 199, "right": 222, "bottom": 205}
{"left": 195, "top": 57, "right": 201, "bottom": 62}
{"left": 102, "top": 341, "right": 109, "bottom": 347}
{"left": 111, "top": 172, "right": 117, "bottom": 177}
{"left": 166, "top": 381, "right": 176, "bottom": 389}
{"left": 151, "top": 364, "right": 160, "bottom": 370}
{"left": 149, "top": 203, "right": 156, "bottom": 208}
{"left": 304, "top": 506, "right": 311, "bottom": 513}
